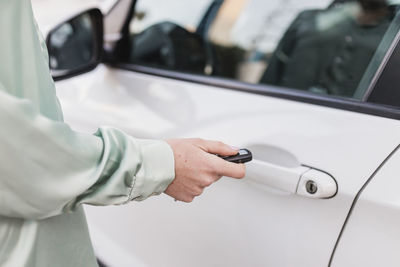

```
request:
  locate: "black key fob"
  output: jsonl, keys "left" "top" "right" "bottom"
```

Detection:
{"left": 220, "top": 149, "right": 252, "bottom": 164}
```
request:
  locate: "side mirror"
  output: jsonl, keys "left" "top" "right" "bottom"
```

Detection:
{"left": 46, "top": 8, "right": 103, "bottom": 81}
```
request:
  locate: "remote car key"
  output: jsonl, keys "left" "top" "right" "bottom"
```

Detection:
{"left": 220, "top": 149, "right": 252, "bottom": 164}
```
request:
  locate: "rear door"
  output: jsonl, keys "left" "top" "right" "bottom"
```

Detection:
{"left": 55, "top": 0, "right": 400, "bottom": 266}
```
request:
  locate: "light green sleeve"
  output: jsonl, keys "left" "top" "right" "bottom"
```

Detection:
{"left": 0, "top": 88, "right": 175, "bottom": 220}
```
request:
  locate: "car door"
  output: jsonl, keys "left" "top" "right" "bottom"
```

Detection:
{"left": 53, "top": 0, "right": 400, "bottom": 266}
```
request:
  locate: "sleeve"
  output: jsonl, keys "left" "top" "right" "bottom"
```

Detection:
{"left": 0, "top": 89, "right": 175, "bottom": 220}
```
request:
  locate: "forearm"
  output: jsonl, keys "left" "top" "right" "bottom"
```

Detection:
{"left": 0, "top": 90, "right": 175, "bottom": 220}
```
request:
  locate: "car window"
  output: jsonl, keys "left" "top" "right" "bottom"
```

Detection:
{"left": 120, "top": 0, "right": 400, "bottom": 101}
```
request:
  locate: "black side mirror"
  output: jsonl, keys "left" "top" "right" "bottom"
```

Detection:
{"left": 46, "top": 8, "right": 103, "bottom": 81}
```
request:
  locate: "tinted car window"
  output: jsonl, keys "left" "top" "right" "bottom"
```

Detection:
{"left": 120, "top": 0, "right": 400, "bottom": 101}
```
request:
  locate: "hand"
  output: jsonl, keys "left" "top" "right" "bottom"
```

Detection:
{"left": 165, "top": 138, "right": 246, "bottom": 202}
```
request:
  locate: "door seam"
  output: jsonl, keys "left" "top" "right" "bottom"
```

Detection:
{"left": 328, "top": 144, "right": 400, "bottom": 266}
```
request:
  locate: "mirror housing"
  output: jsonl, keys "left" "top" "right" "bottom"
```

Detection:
{"left": 46, "top": 8, "right": 103, "bottom": 81}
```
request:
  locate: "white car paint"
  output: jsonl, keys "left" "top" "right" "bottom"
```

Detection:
{"left": 32, "top": 0, "right": 400, "bottom": 266}
{"left": 54, "top": 65, "right": 400, "bottom": 267}
{"left": 331, "top": 147, "right": 400, "bottom": 267}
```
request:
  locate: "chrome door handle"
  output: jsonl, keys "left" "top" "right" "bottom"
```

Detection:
{"left": 246, "top": 159, "right": 337, "bottom": 199}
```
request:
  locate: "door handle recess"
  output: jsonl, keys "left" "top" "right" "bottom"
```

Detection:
{"left": 246, "top": 159, "right": 337, "bottom": 199}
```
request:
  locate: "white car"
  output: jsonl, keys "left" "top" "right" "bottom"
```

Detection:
{"left": 33, "top": 0, "right": 400, "bottom": 266}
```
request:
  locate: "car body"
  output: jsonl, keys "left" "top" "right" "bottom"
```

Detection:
{"left": 32, "top": 0, "right": 400, "bottom": 266}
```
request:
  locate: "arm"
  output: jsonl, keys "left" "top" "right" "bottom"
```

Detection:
{"left": 0, "top": 86, "right": 245, "bottom": 220}
{"left": 0, "top": 87, "right": 174, "bottom": 220}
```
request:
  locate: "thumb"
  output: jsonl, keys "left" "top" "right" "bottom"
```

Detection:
{"left": 195, "top": 139, "right": 239, "bottom": 156}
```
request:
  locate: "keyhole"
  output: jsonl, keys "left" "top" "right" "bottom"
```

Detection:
{"left": 306, "top": 180, "right": 318, "bottom": 194}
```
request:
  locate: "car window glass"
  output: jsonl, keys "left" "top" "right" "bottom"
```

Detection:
{"left": 354, "top": 14, "right": 400, "bottom": 100}
{"left": 122, "top": 0, "right": 400, "bottom": 101}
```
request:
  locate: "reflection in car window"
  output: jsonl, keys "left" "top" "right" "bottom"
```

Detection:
{"left": 121, "top": 0, "right": 400, "bottom": 100}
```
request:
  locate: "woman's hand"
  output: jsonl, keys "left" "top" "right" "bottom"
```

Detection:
{"left": 165, "top": 138, "right": 246, "bottom": 202}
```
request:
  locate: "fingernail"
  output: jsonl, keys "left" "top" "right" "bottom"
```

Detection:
{"left": 230, "top": 146, "right": 240, "bottom": 151}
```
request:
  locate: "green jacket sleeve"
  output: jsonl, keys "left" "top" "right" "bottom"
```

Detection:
{"left": 0, "top": 87, "right": 175, "bottom": 220}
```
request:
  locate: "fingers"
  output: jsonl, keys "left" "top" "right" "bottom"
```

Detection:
{"left": 193, "top": 139, "right": 246, "bottom": 178}
{"left": 205, "top": 153, "right": 246, "bottom": 179}
{"left": 165, "top": 181, "right": 204, "bottom": 203}
{"left": 219, "top": 160, "right": 246, "bottom": 179}
{"left": 193, "top": 139, "right": 239, "bottom": 156}
{"left": 164, "top": 138, "right": 246, "bottom": 204}
{"left": 178, "top": 186, "right": 205, "bottom": 203}
{"left": 174, "top": 193, "right": 195, "bottom": 203}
